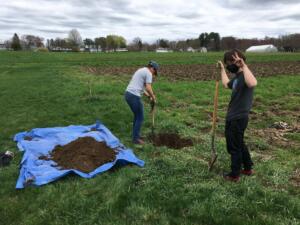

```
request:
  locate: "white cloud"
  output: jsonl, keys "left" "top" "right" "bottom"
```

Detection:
{"left": 0, "top": 0, "right": 299, "bottom": 43}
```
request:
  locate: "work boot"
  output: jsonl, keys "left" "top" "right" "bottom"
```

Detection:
{"left": 133, "top": 139, "right": 145, "bottom": 145}
{"left": 240, "top": 169, "right": 254, "bottom": 176}
{"left": 139, "top": 136, "right": 145, "bottom": 141}
{"left": 223, "top": 172, "right": 240, "bottom": 182}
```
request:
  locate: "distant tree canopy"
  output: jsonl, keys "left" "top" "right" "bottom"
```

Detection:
{"left": 83, "top": 38, "right": 94, "bottom": 48}
{"left": 47, "top": 38, "right": 71, "bottom": 50}
{"left": 5, "top": 29, "right": 300, "bottom": 52}
{"left": 106, "top": 35, "right": 127, "bottom": 50}
{"left": 94, "top": 37, "right": 107, "bottom": 51}
{"left": 11, "top": 33, "right": 22, "bottom": 51}
{"left": 21, "top": 35, "right": 44, "bottom": 50}
{"left": 197, "top": 32, "right": 220, "bottom": 50}
{"left": 156, "top": 39, "right": 169, "bottom": 48}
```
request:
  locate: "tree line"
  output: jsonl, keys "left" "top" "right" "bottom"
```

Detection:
{"left": 4, "top": 29, "right": 300, "bottom": 52}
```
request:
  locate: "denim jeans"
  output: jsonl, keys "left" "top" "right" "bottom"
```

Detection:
{"left": 125, "top": 91, "right": 144, "bottom": 142}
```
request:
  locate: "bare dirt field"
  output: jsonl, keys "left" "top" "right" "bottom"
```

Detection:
{"left": 84, "top": 61, "right": 300, "bottom": 81}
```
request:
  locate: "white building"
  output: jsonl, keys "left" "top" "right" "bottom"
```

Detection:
{"left": 116, "top": 48, "right": 128, "bottom": 52}
{"left": 0, "top": 40, "right": 6, "bottom": 50}
{"left": 156, "top": 48, "right": 172, "bottom": 53}
{"left": 187, "top": 47, "right": 195, "bottom": 52}
{"left": 199, "top": 47, "right": 207, "bottom": 53}
{"left": 246, "top": 44, "right": 278, "bottom": 53}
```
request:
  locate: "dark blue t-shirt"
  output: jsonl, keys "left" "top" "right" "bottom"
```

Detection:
{"left": 226, "top": 72, "right": 254, "bottom": 121}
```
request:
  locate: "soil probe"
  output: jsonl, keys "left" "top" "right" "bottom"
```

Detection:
{"left": 208, "top": 79, "right": 219, "bottom": 171}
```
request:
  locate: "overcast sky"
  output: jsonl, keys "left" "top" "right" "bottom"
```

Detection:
{"left": 0, "top": 0, "right": 299, "bottom": 43}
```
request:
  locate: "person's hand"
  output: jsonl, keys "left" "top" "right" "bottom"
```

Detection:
{"left": 232, "top": 52, "right": 245, "bottom": 68}
{"left": 150, "top": 95, "right": 156, "bottom": 103}
{"left": 217, "top": 61, "right": 225, "bottom": 70}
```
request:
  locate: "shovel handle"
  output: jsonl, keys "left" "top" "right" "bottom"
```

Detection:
{"left": 209, "top": 80, "right": 219, "bottom": 171}
{"left": 212, "top": 81, "right": 219, "bottom": 135}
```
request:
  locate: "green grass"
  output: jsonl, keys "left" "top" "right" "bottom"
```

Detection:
{"left": 0, "top": 52, "right": 299, "bottom": 225}
{"left": 1, "top": 51, "right": 300, "bottom": 67}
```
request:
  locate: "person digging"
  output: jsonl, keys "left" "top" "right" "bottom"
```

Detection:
{"left": 125, "top": 61, "right": 159, "bottom": 145}
{"left": 218, "top": 49, "right": 257, "bottom": 182}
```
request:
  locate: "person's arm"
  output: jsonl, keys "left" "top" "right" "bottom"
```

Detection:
{"left": 144, "top": 90, "right": 150, "bottom": 97}
{"left": 145, "top": 83, "right": 156, "bottom": 102}
{"left": 232, "top": 52, "right": 257, "bottom": 88}
{"left": 218, "top": 61, "right": 230, "bottom": 88}
{"left": 241, "top": 64, "right": 257, "bottom": 88}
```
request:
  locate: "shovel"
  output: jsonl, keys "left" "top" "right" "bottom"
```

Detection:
{"left": 208, "top": 80, "right": 219, "bottom": 171}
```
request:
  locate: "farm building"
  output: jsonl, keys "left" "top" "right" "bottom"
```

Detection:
{"left": 0, "top": 40, "right": 6, "bottom": 50}
{"left": 156, "top": 48, "right": 172, "bottom": 53}
{"left": 246, "top": 44, "right": 278, "bottom": 53}
{"left": 116, "top": 48, "right": 128, "bottom": 52}
{"left": 199, "top": 47, "right": 207, "bottom": 53}
{"left": 187, "top": 47, "right": 196, "bottom": 52}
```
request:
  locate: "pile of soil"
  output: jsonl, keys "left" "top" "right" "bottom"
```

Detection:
{"left": 39, "top": 137, "right": 117, "bottom": 173}
{"left": 84, "top": 61, "right": 300, "bottom": 81}
{"left": 24, "top": 136, "right": 33, "bottom": 141}
{"left": 149, "top": 133, "right": 193, "bottom": 149}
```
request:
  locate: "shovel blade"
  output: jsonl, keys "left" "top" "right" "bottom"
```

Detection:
{"left": 208, "top": 153, "right": 218, "bottom": 171}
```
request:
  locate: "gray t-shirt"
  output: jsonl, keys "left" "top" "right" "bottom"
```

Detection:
{"left": 126, "top": 67, "right": 152, "bottom": 97}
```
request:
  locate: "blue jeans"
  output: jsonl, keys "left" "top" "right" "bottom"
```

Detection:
{"left": 125, "top": 91, "right": 144, "bottom": 142}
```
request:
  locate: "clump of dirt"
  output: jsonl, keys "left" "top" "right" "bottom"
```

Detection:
{"left": 24, "top": 136, "right": 33, "bottom": 141}
{"left": 39, "top": 137, "right": 117, "bottom": 173}
{"left": 290, "top": 168, "right": 300, "bottom": 187}
{"left": 84, "top": 61, "right": 300, "bottom": 81}
{"left": 149, "top": 133, "right": 193, "bottom": 149}
{"left": 250, "top": 121, "right": 300, "bottom": 148}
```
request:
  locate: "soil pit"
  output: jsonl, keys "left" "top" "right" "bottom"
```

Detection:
{"left": 39, "top": 137, "right": 116, "bottom": 173}
{"left": 149, "top": 133, "right": 193, "bottom": 149}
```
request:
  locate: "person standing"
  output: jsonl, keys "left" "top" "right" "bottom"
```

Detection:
{"left": 125, "top": 61, "right": 159, "bottom": 145}
{"left": 218, "top": 49, "right": 257, "bottom": 182}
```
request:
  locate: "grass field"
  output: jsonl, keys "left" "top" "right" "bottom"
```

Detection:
{"left": 0, "top": 52, "right": 299, "bottom": 225}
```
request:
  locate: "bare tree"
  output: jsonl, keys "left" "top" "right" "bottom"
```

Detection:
{"left": 21, "top": 35, "right": 44, "bottom": 50}
{"left": 176, "top": 40, "right": 188, "bottom": 51}
{"left": 221, "top": 36, "right": 237, "bottom": 50}
{"left": 131, "top": 37, "right": 143, "bottom": 51}
{"left": 4, "top": 40, "right": 11, "bottom": 50}
{"left": 68, "top": 29, "right": 82, "bottom": 49}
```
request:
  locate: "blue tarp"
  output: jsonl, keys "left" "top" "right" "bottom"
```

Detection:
{"left": 14, "top": 122, "right": 145, "bottom": 189}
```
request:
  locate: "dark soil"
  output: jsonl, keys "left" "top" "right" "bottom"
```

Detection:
{"left": 24, "top": 136, "right": 33, "bottom": 141}
{"left": 39, "top": 137, "right": 116, "bottom": 173}
{"left": 84, "top": 61, "right": 300, "bottom": 81}
{"left": 149, "top": 133, "right": 193, "bottom": 149}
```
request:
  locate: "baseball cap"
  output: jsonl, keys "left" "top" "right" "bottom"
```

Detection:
{"left": 148, "top": 60, "right": 159, "bottom": 75}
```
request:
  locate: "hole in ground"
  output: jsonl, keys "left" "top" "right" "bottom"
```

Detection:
{"left": 149, "top": 133, "right": 193, "bottom": 149}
